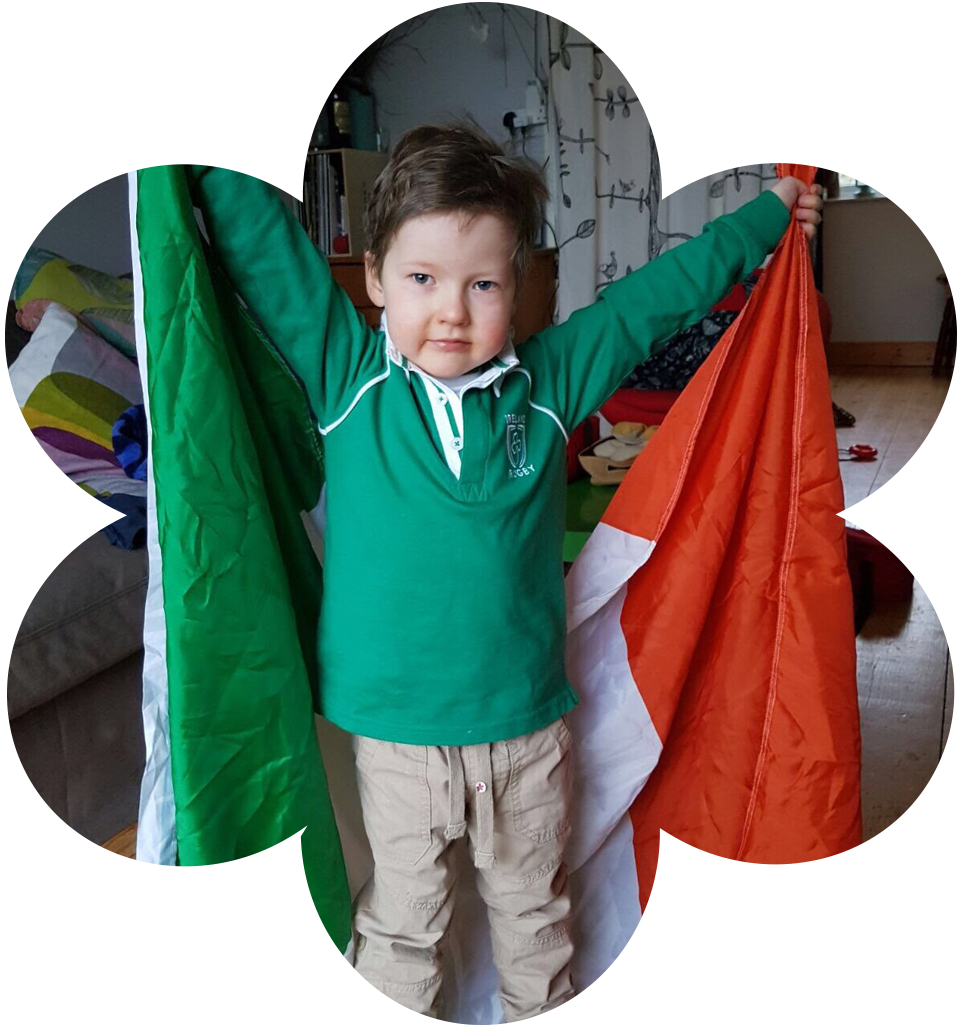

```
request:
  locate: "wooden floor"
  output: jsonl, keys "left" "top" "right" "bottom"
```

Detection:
{"left": 5, "top": 368, "right": 954, "bottom": 1020}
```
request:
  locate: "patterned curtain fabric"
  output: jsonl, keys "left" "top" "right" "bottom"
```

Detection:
{"left": 547, "top": 1, "right": 810, "bottom": 316}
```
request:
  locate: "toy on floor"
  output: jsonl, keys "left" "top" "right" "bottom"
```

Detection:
{"left": 838, "top": 443, "right": 878, "bottom": 461}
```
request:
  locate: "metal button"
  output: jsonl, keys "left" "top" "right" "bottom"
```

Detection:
{"left": 474, "top": 781, "right": 487, "bottom": 794}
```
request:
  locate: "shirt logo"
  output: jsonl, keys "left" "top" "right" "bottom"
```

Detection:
{"left": 505, "top": 413, "right": 535, "bottom": 479}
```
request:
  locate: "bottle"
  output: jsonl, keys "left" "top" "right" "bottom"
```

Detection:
{"left": 330, "top": 83, "right": 352, "bottom": 149}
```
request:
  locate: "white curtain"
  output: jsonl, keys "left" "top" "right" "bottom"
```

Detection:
{"left": 547, "top": 1, "right": 810, "bottom": 316}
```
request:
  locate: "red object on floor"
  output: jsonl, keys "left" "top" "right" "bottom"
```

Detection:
{"left": 844, "top": 444, "right": 878, "bottom": 461}
{"left": 846, "top": 527, "right": 914, "bottom": 604}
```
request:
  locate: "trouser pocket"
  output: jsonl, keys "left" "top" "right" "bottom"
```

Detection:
{"left": 504, "top": 717, "right": 573, "bottom": 845}
{"left": 353, "top": 736, "right": 433, "bottom": 865}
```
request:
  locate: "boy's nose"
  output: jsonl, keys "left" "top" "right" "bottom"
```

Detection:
{"left": 437, "top": 290, "right": 469, "bottom": 325}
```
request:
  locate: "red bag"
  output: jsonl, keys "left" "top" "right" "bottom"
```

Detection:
{"left": 600, "top": 388, "right": 680, "bottom": 427}
{"left": 851, "top": 526, "right": 926, "bottom": 605}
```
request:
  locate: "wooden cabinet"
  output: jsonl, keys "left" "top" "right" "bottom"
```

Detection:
{"left": 329, "top": 249, "right": 558, "bottom": 342}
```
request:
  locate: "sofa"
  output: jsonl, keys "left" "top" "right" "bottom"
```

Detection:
{"left": 4, "top": 300, "right": 148, "bottom": 909}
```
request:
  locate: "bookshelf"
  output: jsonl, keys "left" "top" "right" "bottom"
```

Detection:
{"left": 303, "top": 148, "right": 387, "bottom": 258}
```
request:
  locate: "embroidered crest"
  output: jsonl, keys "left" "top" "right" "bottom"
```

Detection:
{"left": 505, "top": 413, "right": 535, "bottom": 479}
{"left": 506, "top": 418, "right": 527, "bottom": 469}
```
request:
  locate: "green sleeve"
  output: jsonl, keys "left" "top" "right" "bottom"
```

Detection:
{"left": 185, "top": 166, "right": 385, "bottom": 430}
{"left": 520, "top": 189, "right": 791, "bottom": 432}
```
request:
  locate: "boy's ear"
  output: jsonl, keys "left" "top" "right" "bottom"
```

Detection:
{"left": 364, "top": 251, "right": 385, "bottom": 308}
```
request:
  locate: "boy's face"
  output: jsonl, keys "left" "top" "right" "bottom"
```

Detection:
{"left": 364, "top": 210, "right": 517, "bottom": 378}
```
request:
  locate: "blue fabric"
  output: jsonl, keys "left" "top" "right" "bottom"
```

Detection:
{"left": 99, "top": 493, "right": 147, "bottom": 550}
{"left": 112, "top": 404, "right": 148, "bottom": 481}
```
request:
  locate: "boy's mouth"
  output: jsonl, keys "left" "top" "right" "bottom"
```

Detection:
{"left": 428, "top": 339, "right": 470, "bottom": 351}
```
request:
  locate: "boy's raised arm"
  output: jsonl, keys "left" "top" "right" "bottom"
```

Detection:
{"left": 521, "top": 189, "right": 792, "bottom": 432}
{"left": 185, "top": 166, "right": 384, "bottom": 429}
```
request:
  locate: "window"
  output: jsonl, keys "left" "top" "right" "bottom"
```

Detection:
{"left": 823, "top": 6, "right": 958, "bottom": 195}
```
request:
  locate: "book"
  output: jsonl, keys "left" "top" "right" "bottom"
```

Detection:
{"left": 303, "top": 148, "right": 387, "bottom": 256}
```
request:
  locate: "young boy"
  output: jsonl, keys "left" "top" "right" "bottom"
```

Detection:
{"left": 187, "top": 125, "right": 821, "bottom": 1021}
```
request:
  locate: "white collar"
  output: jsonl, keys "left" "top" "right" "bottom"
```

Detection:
{"left": 380, "top": 311, "right": 519, "bottom": 392}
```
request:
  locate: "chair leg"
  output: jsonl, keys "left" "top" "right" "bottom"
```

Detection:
{"left": 933, "top": 295, "right": 956, "bottom": 377}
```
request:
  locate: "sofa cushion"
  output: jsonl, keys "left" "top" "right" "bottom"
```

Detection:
{"left": 9, "top": 303, "right": 144, "bottom": 501}
{"left": 14, "top": 247, "right": 136, "bottom": 358}
{"left": 8, "top": 532, "right": 148, "bottom": 719}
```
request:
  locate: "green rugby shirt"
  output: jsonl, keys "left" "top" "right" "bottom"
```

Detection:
{"left": 189, "top": 168, "right": 790, "bottom": 744}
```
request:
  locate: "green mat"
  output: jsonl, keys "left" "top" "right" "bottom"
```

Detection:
{"left": 564, "top": 478, "right": 618, "bottom": 561}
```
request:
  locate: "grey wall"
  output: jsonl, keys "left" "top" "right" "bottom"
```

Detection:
{"left": 366, "top": 4, "right": 549, "bottom": 165}
{"left": 823, "top": 196, "right": 945, "bottom": 344}
{"left": 4, "top": 4, "right": 294, "bottom": 300}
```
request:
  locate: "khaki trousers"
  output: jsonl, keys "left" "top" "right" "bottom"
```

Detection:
{"left": 351, "top": 716, "right": 576, "bottom": 1021}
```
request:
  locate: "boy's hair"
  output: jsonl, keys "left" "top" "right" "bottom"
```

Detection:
{"left": 364, "top": 120, "right": 549, "bottom": 283}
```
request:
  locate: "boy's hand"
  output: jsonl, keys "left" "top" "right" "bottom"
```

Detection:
{"left": 769, "top": 177, "right": 824, "bottom": 241}
{"left": 155, "top": 2, "right": 194, "bottom": 87}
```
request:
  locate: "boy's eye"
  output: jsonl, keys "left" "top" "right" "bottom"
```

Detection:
{"left": 474, "top": 280, "right": 496, "bottom": 292}
{"left": 411, "top": 273, "right": 432, "bottom": 285}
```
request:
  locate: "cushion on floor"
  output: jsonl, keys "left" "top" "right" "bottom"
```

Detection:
{"left": 8, "top": 532, "right": 148, "bottom": 719}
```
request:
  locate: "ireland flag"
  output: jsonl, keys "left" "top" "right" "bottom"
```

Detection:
{"left": 116, "top": 4, "right": 860, "bottom": 1024}
{"left": 129, "top": 165, "right": 351, "bottom": 951}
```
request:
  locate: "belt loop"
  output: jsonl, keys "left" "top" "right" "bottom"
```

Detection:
{"left": 444, "top": 746, "right": 467, "bottom": 841}
{"left": 473, "top": 743, "right": 495, "bottom": 868}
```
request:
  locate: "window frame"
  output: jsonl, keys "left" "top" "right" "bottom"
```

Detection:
{"left": 827, "top": 2, "right": 954, "bottom": 196}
